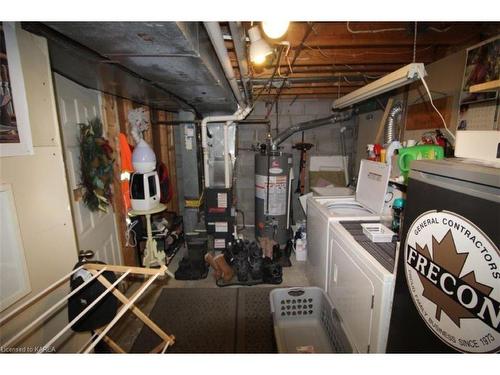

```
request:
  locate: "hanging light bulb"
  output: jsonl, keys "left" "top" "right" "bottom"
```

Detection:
{"left": 262, "top": 21, "right": 290, "bottom": 39}
{"left": 248, "top": 25, "right": 273, "bottom": 65}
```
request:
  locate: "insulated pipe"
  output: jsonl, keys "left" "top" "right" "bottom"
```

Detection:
{"left": 224, "top": 121, "right": 232, "bottom": 188}
{"left": 204, "top": 22, "right": 246, "bottom": 107}
{"left": 340, "top": 126, "right": 349, "bottom": 186}
{"left": 286, "top": 167, "right": 294, "bottom": 230}
{"left": 228, "top": 22, "right": 252, "bottom": 105}
{"left": 271, "top": 111, "right": 353, "bottom": 149}
{"left": 384, "top": 102, "right": 403, "bottom": 145}
{"left": 201, "top": 107, "right": 252, "bottom": 188}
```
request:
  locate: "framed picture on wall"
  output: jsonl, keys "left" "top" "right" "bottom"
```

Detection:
{"left": 0, "top": 22, "right": 33, "bottom": 157}
{"left": 0, "top": 184, "right": 32, "bottom": 312}
{"left": 459, "top": 36, "right": 500, "bottom": 106}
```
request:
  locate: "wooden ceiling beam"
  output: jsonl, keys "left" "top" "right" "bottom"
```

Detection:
{"left": 237, "top": 63, "right": 403, "bottom": 71}
{"left": 252, "top": 82, "right": 365, "bottom": 88}
{"left": 290, "top": 46, "right": 437, "bottom": 64}
{"left": 234, "top": 21, "right": 500, "bottom": 99}
{"left": 228, "top": 47, "right": 437, "bottom": 66}
{"left": 248, "top": 71, "right": 388, "bottom": 79}
{"left": 280, "top": 22, "right": 496, "bottom": 47}
{"left": 253, "top": 86, "right": 355, "bottom": 95}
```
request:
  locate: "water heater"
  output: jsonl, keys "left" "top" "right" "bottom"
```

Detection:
{"left": 255, "top": 150, "right": 292, "bottom": 246}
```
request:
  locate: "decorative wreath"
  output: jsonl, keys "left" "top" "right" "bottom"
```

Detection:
{"left": 79, "top": 117, "right": 114, "bottom": 212}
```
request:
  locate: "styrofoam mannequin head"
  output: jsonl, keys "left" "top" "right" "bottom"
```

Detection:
{"left": 132, "top": 138, "right": 156, "bottom": 173}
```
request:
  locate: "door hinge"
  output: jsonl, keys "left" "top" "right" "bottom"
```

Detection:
{"left": 371, "top": 295, "right": 375, "bottom": 309}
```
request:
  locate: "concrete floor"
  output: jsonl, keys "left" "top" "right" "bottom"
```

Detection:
{"left": 109, "top": 239, "right": 311, "bottom": 352}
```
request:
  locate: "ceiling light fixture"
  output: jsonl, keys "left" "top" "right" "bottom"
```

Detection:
{"left": 248, "top": 25, "right": 273, "bottom": 65}
{"left": 332, "top": 63, "right": 427, "bottom": 109}
{"left": 262, "top": 21, "right": 290, "bottom": 39}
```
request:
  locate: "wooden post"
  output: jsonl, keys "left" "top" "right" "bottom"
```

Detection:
{"left": 165, "top": 111, "right": 179, "bottom": 213}
{"left": 102, "top": 94, "right": 137, "bottom": 266}
{"left": 374, "top": 97, "right": 394, "bottom": 144}
{"left": 154, "top": 110, "right": 179, "bottom": 213}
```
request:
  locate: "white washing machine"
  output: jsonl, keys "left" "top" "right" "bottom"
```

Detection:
{"left": 327, "top": 221, "right": 397, "bottom": 353}
{"left": 306, "top": 160, "right": 391, "bottom": 291}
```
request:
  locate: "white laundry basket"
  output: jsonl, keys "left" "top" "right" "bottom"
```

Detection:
{"left": 270, "top": 287, "right": 352, "bottom": 353}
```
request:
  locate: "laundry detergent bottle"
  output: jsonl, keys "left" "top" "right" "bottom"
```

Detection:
{"left": 398, "top": 145, "right": 444, "bottom": 182}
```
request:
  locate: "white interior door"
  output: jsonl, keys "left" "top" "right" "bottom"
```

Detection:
{"left": 54, "top": 73, "right": 122, "bottom": 265}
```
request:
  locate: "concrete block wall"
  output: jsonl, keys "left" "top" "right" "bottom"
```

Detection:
{"left": 235, "top": 98, "right": 355, "bottom": 228}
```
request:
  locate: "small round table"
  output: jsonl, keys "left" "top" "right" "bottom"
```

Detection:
{"left": 129, "top": 203, "right": 167, "bottom": 268}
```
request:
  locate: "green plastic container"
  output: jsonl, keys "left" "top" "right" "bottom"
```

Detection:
{"left": 398, "top": 145, "right": 444, "bottom": 181}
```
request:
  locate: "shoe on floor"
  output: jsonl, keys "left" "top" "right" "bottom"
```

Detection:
{"left": 262, "top": 257, "right": 283, "bottom": 284}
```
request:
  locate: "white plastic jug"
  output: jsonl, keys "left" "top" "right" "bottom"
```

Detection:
{"left": 295, "top": 237, "right": 307, "bottom": 262}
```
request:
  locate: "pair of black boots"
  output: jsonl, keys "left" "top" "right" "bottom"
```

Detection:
{"left": 174, "top": 240, "right": 208, "bottom": 280}
{"left": 229, "top": 240, "right": 282, "bottom": 284}
{"left": 273, "top": 240, "right": 293, "bottom": 268}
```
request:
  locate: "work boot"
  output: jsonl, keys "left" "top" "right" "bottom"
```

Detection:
{"left": 232, "top": 239, "right": 244, "bottom": 256}
{"left": 249, "top": 241, "right": 262, "bottom": 258}
{"left": 235, "top": 251, "right": 249, "bottom": 282}
{"left": 275, "top": 242, "right": 292, "bottom": 268}
{"left": 247, "top": 241, "right": 263, "bottom": 280}
{"left": 262, "top": 257, "right": 283, "bottom": 284}
{"left": 213, "top": 253, "right": 235, "bottom": 282}
{"left": 204, "top": 252, "right": 222, "bottom": 280}
{"left": 258, "top": 237, "right": 274, "bottom": 259}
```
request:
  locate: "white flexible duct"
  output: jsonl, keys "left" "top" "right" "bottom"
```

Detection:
{"left": 204, "top": 22, "right": 246, "bottom": 107}
{"left": 202, "top": 22, "right": 253, "bottom": 188}
{"left": 228, "top": 21, "right": 252, "bottom": 105}
{"left": 384, "top": 102, "right": 403, "bottom": 145}
{"left": 224, "top": 121, "right": 231, "bottom": 188}
{"left": 201, "top": 107, "right": 252, "bottom": 188}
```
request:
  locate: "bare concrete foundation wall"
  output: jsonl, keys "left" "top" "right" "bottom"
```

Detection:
{"left": 235, "top": 98, "right": 355, "bottom": 227}
{"left": 354, "top": 109, "right": 384, "bottom": 177}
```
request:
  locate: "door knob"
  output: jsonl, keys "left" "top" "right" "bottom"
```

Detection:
{"left": 78, "top": 249, "right": 95, "bottom": 262}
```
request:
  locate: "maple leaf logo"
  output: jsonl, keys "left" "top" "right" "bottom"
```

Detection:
{"left": 415, "top": 229, "right": 494, "bottom": 328}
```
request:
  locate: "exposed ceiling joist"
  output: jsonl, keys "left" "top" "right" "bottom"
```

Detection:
{"left": 231, "top": 21, "right": 500, "bottom": 99}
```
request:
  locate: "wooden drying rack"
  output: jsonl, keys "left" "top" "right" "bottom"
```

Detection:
{"left": 0, "top": 263, "right": 175, "bottom": 353}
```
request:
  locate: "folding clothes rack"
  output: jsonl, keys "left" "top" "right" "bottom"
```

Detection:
{"left": 0, "top": 263, "right": 175, "bottom": 353}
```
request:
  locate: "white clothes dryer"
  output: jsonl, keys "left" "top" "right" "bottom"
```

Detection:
{"left": 327, "top": 221, "right": 397, "bottom": 353}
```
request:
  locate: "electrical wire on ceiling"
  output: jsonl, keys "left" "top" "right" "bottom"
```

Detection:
{"left": 252, "top": 44, "right": 286, "bottom": 103}
{"left": 261, "top": 22, "right": 316, "bottom": 119}
{"left": 419, "top": 75, "right": 456, "bottom": 142}
{"left": 337, "top": 74, "right": 341, "bottom": 99}
{"left": 301, "top": 42, "right": 434, "bottom": 59}
{"left": 343, "top": 76, "right": 351, "bottom": 85}
{"left": 347, "top": 21, "right": 453, "bottom": 34}
{"left": 428, "top": 26, "right": 453, "bottom": 33}
{"left": 413, "top": 22, "right": 418, "bottom": 63}
{"left": 410, "top": 90, "right": 448, "bottom": 105}
{"left": 408, "top": 22, "right": 455, "bottom": 141}
{"left": 347, "top": 21, "right": 406, "bottom": 34}
{"left": 277, "top": 42, "right": 292, "bottom": 78}
{"left": 341, "top": 64, "right": 384, "bottom": 80}
{"left": 346, "top": 22, "right": 452, "bottom": 34}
